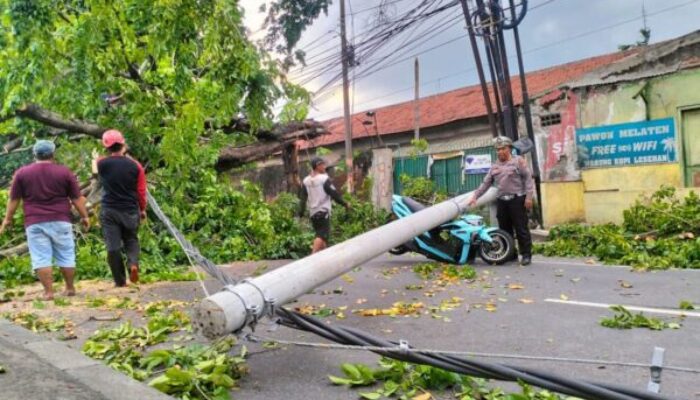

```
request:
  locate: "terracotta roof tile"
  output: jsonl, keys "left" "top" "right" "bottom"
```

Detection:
{"left": 303, "top": 50, "right": 634, "bottom": 148}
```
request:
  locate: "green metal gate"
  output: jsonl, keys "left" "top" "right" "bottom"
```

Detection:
{"left": 392, "top": 155, "right": 429, "bottom": 194}
{"left": 393, "top": 146, "right": 495, "bottom": 196}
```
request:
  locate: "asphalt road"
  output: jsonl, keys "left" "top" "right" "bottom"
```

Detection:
{"left": 218, "top": 254, "right": 700, "bottom": 400}
{"left": 3, "top": 254, "right": 697, "bottom": 400}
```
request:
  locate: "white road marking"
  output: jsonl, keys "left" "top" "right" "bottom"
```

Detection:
{"left": 534, "top": 259, "right": 628, "bottom": 268}
{"left": 545, "top": 299, "right": 700, "bottom": 318}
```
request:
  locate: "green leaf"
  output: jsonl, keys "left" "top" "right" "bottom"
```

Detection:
{"left": 341, "top": 363, "right": 362, "bottom": 381}
{"left": 148, "top": 374, "right": 174, "bottom": 393}
{"left": 359, "top": 392, "right": 383, "bottom": 400}
{"left": 328, "top": 375, "right": 354, "bottom": 386}
{"left": 383, "top": 380, "right": 399, "bottom": 396}
{"left": 679, "top": 300, "right": 695, "bottom": 310}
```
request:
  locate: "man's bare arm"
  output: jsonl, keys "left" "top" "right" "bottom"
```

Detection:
{"left": 0, "top": 198, "right": 20, "bottom": 235}
{"left": 71, "top": 196, "right": 90, "bottom": 229}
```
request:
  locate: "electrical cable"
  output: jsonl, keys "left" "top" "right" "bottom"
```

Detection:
{"left": 351, "top": 0, "right": 409, "bottom": 16}
{"left": 293, "top": 0, "right": 456, "bottom": 84}
{"left": 274, "top": 308, "right": 677, "bottom": 400}
{"left": 307, "top": 0, "right": 530, "bottom": 95}
{"left": 292, "top": 0, "right": 441, "bottom": 73}
{"left": 305, "top": 0, "right": 460, "bottom": 96}
{"left": 146, "top": 193, "right": 236, "bottom": 287}
{"left": 310, "top": 0, "right": 700, "bottom": 119}
{"left": 244, "top": 333, "right": 700, "bottom": 374}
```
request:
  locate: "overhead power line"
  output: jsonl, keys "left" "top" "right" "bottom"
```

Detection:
{"left": 350, "top": 0, "right": 410, "bottom": 15}
{"left": 301, "top": 0, "right": 461, "bottom": 93}
{"left": 307, "top": 0, "right": 538, "bottom": 100}
{"left": 292, "top": 0, "right": 461, "bottom": 80}
{"left": 291, "top": 0, "right": 445, "bottom": 74}
{"left": 310, "top": 0, "right": 700, "bottom": 119}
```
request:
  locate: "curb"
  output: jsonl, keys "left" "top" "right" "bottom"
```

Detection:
{"left": 0, "top": 318, "right": 173, "bottom": 400}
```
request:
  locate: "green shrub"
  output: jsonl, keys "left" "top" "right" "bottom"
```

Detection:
{"left": 535, "top": 187, "right": 700, "bottom": 269}
{"left": 331, "top": 196, "right": 391, "bottom": 244}
{"left": 399, "top": 174, "right": 447, "bottom": 205}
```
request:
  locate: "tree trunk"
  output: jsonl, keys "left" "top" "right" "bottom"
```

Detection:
{"left": 0, "top": 243, "right": 28, "bottom": 258}
{"left": 282, "top": 142, "right": 301, "bottom": 194}
{"left": 2, "top": 136, "right": 22, "bottom": 153}
{"left": 215, "top": 127, "right": 324, "bottom": 172}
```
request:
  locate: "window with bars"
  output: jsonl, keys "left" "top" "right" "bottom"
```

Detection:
{"left": 540, "top": 113, "right": 562, "bottom": 127}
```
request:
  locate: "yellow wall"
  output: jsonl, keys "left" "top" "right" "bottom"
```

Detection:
{"left": 581, "top": 164, "right": 682, "bottom": 224}
{"left": 541, "top": 181, "right": 585, "bottom": 227}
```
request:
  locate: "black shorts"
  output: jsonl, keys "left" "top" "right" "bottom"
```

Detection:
{"left": 310, "top": 211, "right": 330, "bottom": 242}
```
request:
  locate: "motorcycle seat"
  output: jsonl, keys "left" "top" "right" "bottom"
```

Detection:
{"left": 402, "top": 197, "right": 426, "bottom": 213}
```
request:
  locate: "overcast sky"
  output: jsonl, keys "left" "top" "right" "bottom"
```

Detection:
{"left": 240, "top": 0, "right": 700, "bottom": 121}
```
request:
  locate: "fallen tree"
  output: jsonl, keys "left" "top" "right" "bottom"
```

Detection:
{"left": 0, "top": 0, "right": 347, "bottom": 288}
{"left": 7, "top": 103, "right": 328, "bottom": 173}
{"left": 0, "top": 1, "right": 333, "bottom": 179}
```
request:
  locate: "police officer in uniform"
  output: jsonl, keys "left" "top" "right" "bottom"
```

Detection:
{"left": 469, "top": 136, "right": 535, "bottom": 265}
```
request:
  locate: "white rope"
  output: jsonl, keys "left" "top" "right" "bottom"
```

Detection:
{"left": 147, "top": 194, "right": 210, "bottom": 296}
{"left": 146, "top": 192, "right": 239, "bottom": 296}
{"left": 245, "top": 334, "right": 700, "bottom": 374}
{"left": 173, "top": 238, "right": 210, "bottom": 297}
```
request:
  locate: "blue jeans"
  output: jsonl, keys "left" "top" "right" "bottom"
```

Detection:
{"left": 25, "top": 221, "right": 75, "bottom": 270}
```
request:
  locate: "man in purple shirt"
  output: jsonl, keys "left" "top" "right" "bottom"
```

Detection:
{"left": 1, "top": 140, "right": 90, "bottom": 300}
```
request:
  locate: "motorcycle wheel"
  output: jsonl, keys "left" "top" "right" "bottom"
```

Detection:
{"left": 389, "top": 245, "right": 409, "bottom": 255}
{"left": 478, "top": 229, "right": 515, "bottom": 265}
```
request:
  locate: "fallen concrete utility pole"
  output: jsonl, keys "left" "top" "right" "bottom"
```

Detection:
{"left": 194, "top": 187, "right": 498, "bottom": 338}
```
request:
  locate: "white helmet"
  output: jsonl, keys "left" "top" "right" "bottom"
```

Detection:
{"left": 493, "top": 136, "right": 513, "bottom": 149}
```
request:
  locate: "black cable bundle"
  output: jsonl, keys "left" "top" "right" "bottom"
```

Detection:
{"left": 275, "top": 308, "right": 676, "bottom": 400}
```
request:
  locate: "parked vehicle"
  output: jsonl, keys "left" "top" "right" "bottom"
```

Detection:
{"left": 390, "top": 195, "right": 515, "bottom": 265}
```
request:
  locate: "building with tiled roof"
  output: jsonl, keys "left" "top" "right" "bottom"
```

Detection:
{"left": 252, "top": 30, "right": 700, "bottom": 229}
{"left": 302, "top": 50, "right": 635, "bottom": 151}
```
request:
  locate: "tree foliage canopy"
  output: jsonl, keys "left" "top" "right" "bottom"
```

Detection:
{"left": 0, "top": 0, "right": 328, "bottom": 172}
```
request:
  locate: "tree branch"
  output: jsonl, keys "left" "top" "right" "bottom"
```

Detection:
{"left": 16, "top": 104, "right": 107, "bottom": 138}
{"left": 2, "top": 136, "right": 22, "bottom": 153}
{"left": 0, "top": 243, "right": 28, "bottom": 258}
{"left": 215, "top": 126, "right": 326, "bottom": 171}
{"left": 210, "top": 118, "right": 324, "bottom": 141}
{"left": 0, "top": 112, "right": 16, "bottom": 124}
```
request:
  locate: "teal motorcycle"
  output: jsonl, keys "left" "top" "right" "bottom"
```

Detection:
{"left": 389, "top": 195, "right": 515, "bottom": 265}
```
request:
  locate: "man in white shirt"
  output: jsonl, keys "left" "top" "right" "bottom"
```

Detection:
{"left": 299, "top": 158, "right": 350, "bottom": 253}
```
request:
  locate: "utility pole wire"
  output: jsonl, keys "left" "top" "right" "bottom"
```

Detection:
{"left": 300, "top": 0, "right": 455, "bottom": 96}
{"left": 293, "top": 0, "right": 450, "bottom": 83}
{"left": 291, "top": 0, "right": 443, "bottom": 73}
{"left": 308, "top": 7, "right": 462, "bottom": 98}
{"left": 340, "top": 0, "right": 354, "bottom": 193}
{"left": 310, "top": 0, "right": 699, "bottom": 119}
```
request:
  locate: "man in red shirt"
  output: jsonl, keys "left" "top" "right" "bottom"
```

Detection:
{"left": 1, "top": 140, "right": 90, "bottom": 300}
{"left": 92, "top": 130, "right": 147, "bottom": 287}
